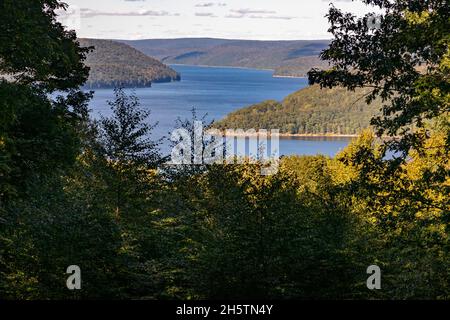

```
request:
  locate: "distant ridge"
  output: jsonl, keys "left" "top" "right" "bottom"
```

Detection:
{"left": 79, "top": 38, "right": 180, "bottom": 89}
{"left": 119, "top": 38, "right": 331, "bottom": 77}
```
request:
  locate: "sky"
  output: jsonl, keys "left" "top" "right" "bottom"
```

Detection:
{"left": 59, "top": 0, "right": 382, "bottom": 40}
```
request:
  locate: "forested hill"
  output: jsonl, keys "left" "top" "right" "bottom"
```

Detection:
{"left": 120, "top": 38, "right": 330, "bottom": 77}
{"left": 79, "top": 39, "right": 181, "bottom": 88}
{"left": 213, "top": 85, "right": 383, "bottom": 135}
{"left": 273, "top": 56, "right": 330, "bottom": 78}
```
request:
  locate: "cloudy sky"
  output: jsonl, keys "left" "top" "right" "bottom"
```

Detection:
{"left": 59, "top": 0, "right": 381, "bottom": 40}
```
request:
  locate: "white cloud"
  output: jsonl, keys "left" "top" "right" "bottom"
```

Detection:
{"left": 62, "top": 0, "right": 377, "bottom": 40}
{"left": 195, "top": 12, "right": 217, "bottom": 17}
{"left": 79, "top": 8, "right": 178, "bottom": 18}
{"left": 230, "top": 8, "right": 277, "bottom": 15}
{"left": 195, "top": 2, "right": 226, "bottom": 7}
{"left": 249, "top": 15, "right": 296, "bottom": 20}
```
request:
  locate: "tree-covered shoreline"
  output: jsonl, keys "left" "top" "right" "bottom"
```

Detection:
{"left": 79, "top": 38, "right": 181, "bottom": 89}
{"left": 213, "top": 85, "right": 383, "bottom": 136}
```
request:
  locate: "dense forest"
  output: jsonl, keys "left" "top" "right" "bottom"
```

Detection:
{"left": 122, "top": 38, "right": 330, "bottom": 77}
{"left": 214, "top": 85, "right": 382, "bottom": 135}
{"left": 0, "top": 0, "right": 448, "bottom": 300}
{"left": 80, "top": 39, "right": 180, "bottom": 88}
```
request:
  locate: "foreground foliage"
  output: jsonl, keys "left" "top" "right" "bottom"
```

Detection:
{"left": 1, "top": 104, "right": 448, "bottom": 298}
{"left": 0, "top": 0, "right": 448, "bottom": 300}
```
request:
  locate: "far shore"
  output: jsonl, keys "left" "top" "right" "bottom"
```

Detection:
{"left": 169, "top": 63, "right": 274, "bottom": 72}
{"left": 169, "top": 64, "right": 308, "bottom": 79}
{"left": 205, "top": 130, "right": 358, "bottom": 139}
{"left": 206, "top": 130, "right": 400, "bottom": 140}
{"left": 273, "top": 75, "right": 307, "bottom": 79}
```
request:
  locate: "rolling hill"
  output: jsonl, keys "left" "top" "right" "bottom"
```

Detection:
{"left": 273, "top": 56, "right": 330, "bottom": 78}
{"left": 213, "top": 85, "right": 383, "bottom": 135}
{"left": 120, "top": 38, "right": 331, "bottom": 77}
{"left": 79, "top": 39, "right": 181, "bottom": 89}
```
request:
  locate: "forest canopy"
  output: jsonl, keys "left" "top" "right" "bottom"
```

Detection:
{"left": 213, "top": 85, "right": 383, "bottom": 135}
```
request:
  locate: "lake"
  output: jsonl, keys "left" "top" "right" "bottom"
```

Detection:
{"left": 88, "top": 65, "right": 352, "bottom": 157}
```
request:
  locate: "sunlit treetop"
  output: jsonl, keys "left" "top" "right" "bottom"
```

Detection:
{"left": 309, "top": 0, "right": 449, "bottom": 157}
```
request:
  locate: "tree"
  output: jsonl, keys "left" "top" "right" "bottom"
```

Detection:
{"left": 0, "top": 1, "right": 95, "bottom": 298}
{"left": 308, "top": 2, "right": 449, "bottom": 298}
{"left": 0, "top": 0, "right": 90, "bottom": 91}
{"left": 0, "top": 173, "right": 125, "bottom": 299}
{"left": 96, "top": 87, "right": 163, "bottom": 220}
{"left": 0, "top": 0, "right": 92, "bottom": 199}
{"left": 166, "top": 108, "right": 224, "bottom": 177}
{"left": 308, "top": 0, "right": 449, "bottom": 156}
{"left": 164, "top": 161, "right": 358, "bottom": 299}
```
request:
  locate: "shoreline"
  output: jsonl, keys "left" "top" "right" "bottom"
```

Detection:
{"left": 273, "top": 75, "right": 307, "bottom": 79}
{"left": 169, "top": 64, "right": 308, "bottom": 79}
{"left": 167, "top": 63, "right": 308, "bottom": 79}
{"left": 169, "top": 63, "right": 275, "bottom": 72}
{"left": 206, "top": 130, "right": 398, "bottom": 140}
{"left": 206, "top": 130, "right": 358, "bottom": 139}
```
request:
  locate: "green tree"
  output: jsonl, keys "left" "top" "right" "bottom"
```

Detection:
{"left": 96, "top": 87, "right": 163, "bottom": 220}
{"left": 307, "top": 2, "right": 449, "bottom": 298}
{"left": 0, "top": 1, "right": 95, "bottom": 298}
{"left": 332, "top": 126, "right": 449, "bottom": 299}
{"left": 0, "top": 0, "right": 92, "bottom": 198}
{"left": 308, "top": 0, "right": 449, "bottom": 156}
{"left": 165, "top": 162, "right": 359, "bottom": 299}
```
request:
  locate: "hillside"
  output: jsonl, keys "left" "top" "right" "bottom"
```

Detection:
{"left": 273, "top": 56, "right": 330, "bottom": 78}
{"left": 79, "top": 39, "right": 180, "bottom": 88}
{"left": 213, "top": 85, "right": 383, "bottom": 135}
{"left": 121, "top": 38, "right": 330, "bottom": 77}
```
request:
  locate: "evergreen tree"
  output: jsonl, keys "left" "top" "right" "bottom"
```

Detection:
{"left": 97, "top": 87, "right": 163, "bottom": 219}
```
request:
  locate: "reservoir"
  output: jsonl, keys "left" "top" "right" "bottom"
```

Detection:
{"left": 88, "top": 65, "right": 352, "bottom": 157}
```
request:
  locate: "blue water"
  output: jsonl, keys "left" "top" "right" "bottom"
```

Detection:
{"left": 89, "top": 65, "right": 352, "bottom": 157}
